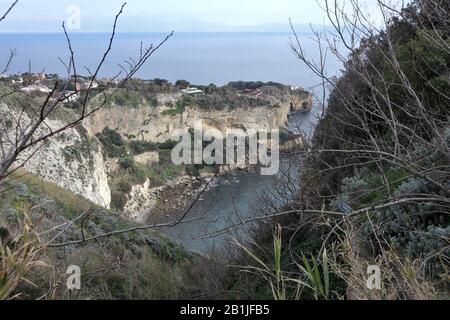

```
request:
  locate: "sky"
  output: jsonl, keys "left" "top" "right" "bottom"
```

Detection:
{"left": 0, "top": 0, "right": 398, "bottom": 32}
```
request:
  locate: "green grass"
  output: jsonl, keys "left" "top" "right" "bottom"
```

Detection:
{"left": 13, "top": 171, "right": 93, "bottom": 220}
{"left": 161, "top": 100, "right": 186, "bottom": 116}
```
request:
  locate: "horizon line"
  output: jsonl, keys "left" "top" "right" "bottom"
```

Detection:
{"left": 0, "top": 30, "right": 314, "bottom": 34}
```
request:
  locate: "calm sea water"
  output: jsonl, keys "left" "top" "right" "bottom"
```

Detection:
{"left": 0, "top": 32, "right": 340, "bottom": 86}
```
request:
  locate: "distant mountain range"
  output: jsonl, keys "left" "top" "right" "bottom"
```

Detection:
{"left": 0, "top": 16, "right": 326, "bottom": 33}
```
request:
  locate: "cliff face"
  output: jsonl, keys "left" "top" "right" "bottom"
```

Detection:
{"left": 124, "top": 178, "right": 157, "bottom": 223}
{"left": 85, "top": 91, "right": 312, "bottom": 142}
{"left": 0, "top": 104, "right": 111, "bottom": 208}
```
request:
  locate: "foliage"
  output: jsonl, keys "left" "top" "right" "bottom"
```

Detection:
{"left": 95, "top": 126, "right": 186, "bottom": 211}
{"left": 108, "top": 150, "right": 184, "bottom": 211}
{"left": 111, "top": 88, "right": 143, "bottom": 108}
{"left": 235, "top": 225, "right": 290, "bottom": 300}
{"left": 373, "top": 176, "right": 449, "bottom": 277}
{"left": 96, "top": 127, "right": 126, "bottom": 158}
{"left": 118, "top": 156, "right": 136, "bottom": 171}
{"left": 161, "top": 100, "right": 187, "bottom": 116}
{"left": 390, "top": 31, "right": 450, "bottom": 115}
{"left": 298, "top": 250, "right": 330, "bottom": 300}
{"left": 96, "top": 127, "right": 158, "bottom": 159}
{"left": 0, "top": 209, "right": 45, "bottom": 300}
{"left": 129, "top": 140, "right": 158, "bottom": 155}
{"left": 235, "top": 225, "right": 332, "bottom": 300}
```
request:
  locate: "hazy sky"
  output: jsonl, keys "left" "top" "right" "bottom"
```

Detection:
{"left": 0, "top": 0, "right": 395, "bottom": 32}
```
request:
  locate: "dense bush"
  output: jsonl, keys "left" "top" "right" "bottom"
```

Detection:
{"left": 112, "top": 89, "right": 143, "bottom": 107}
{"left": 297, "top": 0, "right": 450, "bottom": 289}
{"left": 118, "top": 156, "right": 136, "bottom": 171}
{"left": 175, "top": 80, "right": 190, "bottom": 89}
{"left": 96, "top": 127, "right": 126, "bottom": 158}
{"left": 227, "top": 81, "right": 286, "bottom": 91}
{"left": 129, "top": 140, "right": 158, "bottom": 155}
{"left": 161, "top": 100, "right": 187, "bottom": 116}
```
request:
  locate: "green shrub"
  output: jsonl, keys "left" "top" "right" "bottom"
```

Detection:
{"left": 157, "top": 140, "right": 178, "bottom": 150}
{"left": 118, "top": 156, "right": 136, "bottom": 171}
{"left": 161, "top": 100, "right": 186, "bottom": 116}
{"left": 96, "top": 127, "right": 126, "bottom": 158}
{"left": 373, "top": 177, "right": 449, "bottom": 275}
{"left": 111, "top": 191, "right": 128, "bottom": 211}
{"left": 116, "top": 180, "right": 132, "bottom": 194}
{"left": 112, "top": 89, "right": 143, "bottom": 108}
{"left": 129, "top": 140, "right": 158, "bottom": 155}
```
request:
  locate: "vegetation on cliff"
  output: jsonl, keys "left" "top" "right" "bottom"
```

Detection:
{"left": 94, "top": 79, "right": 305, "bottom": 111}
{"left": 94, "top": 127, "right": 186, "bottom": 211}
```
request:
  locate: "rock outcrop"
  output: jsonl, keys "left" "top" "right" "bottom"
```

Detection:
{"left": 85, "top": 90, "right": 312, "bottom": 143}
{"left": 0, "top": 104, "right": 111, "bottom": 208}
{"left": 124, "top": 178, "right": 158, "bottom": 222}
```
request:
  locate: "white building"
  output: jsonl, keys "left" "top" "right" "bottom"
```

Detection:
{"left": 61, "top": 91, "right": 80, "bottom": 103}
{"left": 181, "top": 87, "right": 204, "bottom": 95}
{"left": 81, "top": 81, "right": 99, "bottom": 90}
{"left": 12, "top": 77, "right": 23, "bottom": 85}
{"left": 20, "top": 84, "right": 52, "bottom": 94}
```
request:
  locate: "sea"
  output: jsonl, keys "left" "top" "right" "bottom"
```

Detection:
{"left": 0, "top": 32, "right": 341, "bottom": 88}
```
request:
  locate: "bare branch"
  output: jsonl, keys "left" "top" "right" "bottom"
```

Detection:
{"left": 0, "top": 0, "right": 18, "bottom": 23}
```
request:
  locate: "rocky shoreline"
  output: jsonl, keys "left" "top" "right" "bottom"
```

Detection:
{"left": 124, "top": 174, "right": 217, "bottom": 223}
{"left": 124, "top": 165, "right": 261, "bottom": 223}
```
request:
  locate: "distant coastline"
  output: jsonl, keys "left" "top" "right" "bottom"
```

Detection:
{"left": 0, "top": 32, "right": 342, "bottom": 86}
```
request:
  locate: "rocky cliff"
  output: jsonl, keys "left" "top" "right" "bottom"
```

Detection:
{"left": 0, "top": 103, "right": 111, "bottom": 208}
{"left": 85, "top": 89, "right": 312, "bottom": 143}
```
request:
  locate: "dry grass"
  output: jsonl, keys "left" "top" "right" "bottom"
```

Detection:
{"left": 0, "top": 207, "right": 47, "bottom": 300}
{"left": 233, "top": 217, "right": 442, "bottom": 300}
{"left": 330, "top": 220, "right": 438, "bottom": 300}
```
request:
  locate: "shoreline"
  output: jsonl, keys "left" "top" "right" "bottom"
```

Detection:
{"left": 126, "top": 165, "right": 259, "bottom": 224}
